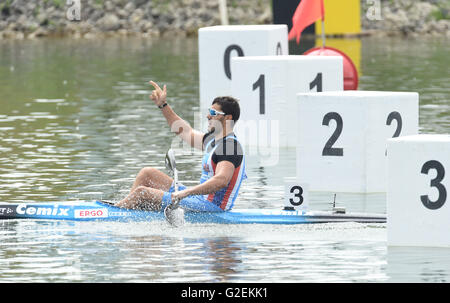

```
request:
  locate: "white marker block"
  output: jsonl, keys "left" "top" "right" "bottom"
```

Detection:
{"left": 232, "top": 55, "right": 343, "bottom": 148}
{"left": 198, "top": 25, "right": 288, "bottom": 113}
{"left": 297, "top": 91, "right": 419, "bottom": 193}
{"left": 387, "top": 134, "right": 450, "bottom": 247}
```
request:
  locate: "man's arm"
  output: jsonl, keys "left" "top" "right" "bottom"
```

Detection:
{"left": 149, "top": 81, "right": 204, "bottom": 150}
{"left": 172, "top": 161, "right": 235, "bottom": 200}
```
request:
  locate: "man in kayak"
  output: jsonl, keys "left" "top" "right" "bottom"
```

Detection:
{"left": 116, "top": 81, "right": 246, "bottom": 212}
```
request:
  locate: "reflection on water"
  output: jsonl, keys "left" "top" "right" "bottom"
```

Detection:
{"left": 0, "top": 219, "right": 387, "bottom": 282}
{"left": 359, "top": 37, "right": 449, "bottom": 134}
{"left": 387, "top": 247, "right": 450, "bottom": 283}
{"left": 0, "top": 36, "right": 449, "bottom": 282}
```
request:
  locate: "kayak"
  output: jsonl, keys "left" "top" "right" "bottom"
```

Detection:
{"left": 0, "top": 201, "right": 386, "bottom": 224}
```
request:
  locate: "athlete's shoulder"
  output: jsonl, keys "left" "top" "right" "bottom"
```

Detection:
{"left": 202, "top": 132, "right": 215, "bottom": 150}
{"left": 223, "top": 135, "right": 244, "bottom": 155}
{"left": 212, "top": 134, "right": 244, "bottom": 168}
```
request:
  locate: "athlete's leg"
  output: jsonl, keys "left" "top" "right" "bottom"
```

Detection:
{"left": 116, "top": 185, "right": 165, "bottom": 210}
{"left": 117, "top": 167, "right": 174, "bottom": 210}
{"left": 129, "top": 167, "right": 173, "bottom": 192}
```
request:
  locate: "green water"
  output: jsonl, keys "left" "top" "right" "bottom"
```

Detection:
{"left": 0, "top": 36, "right": 448, "bottom": 205}
{"left": 358, "top": 37, "right": 449, "bottom": 134}
{"left": 0, "top": 37, "right": 202, "bottom": 203}
{"left": 0, "top": 36, "right": 448, "bottom": 283}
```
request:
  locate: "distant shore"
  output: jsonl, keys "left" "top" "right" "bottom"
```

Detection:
{"left": 361, "top": 0, "right": 449, "bottom": 38}
{"left": 0, "top": 0, "right": 448, "bottom": 40}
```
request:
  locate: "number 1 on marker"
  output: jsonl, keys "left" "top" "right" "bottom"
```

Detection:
{"left": 253, "top": 74, "right": 265, "bottom": 115}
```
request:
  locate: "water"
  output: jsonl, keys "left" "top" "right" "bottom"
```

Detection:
{"left": 0, "top": 36, "right": 449, "bottom": 283}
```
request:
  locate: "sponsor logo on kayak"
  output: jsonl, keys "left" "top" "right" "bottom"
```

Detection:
{"left": 0, "top": 206, "right": 15, "bottom": 216}
{"left": 16, "top": 204, "right": 70, "bottom": 217}
{"left": 74, "top": 209, "right": 108, "bottom": 218}
{"left": 109, "top": 211, "right": 131, "bottom": 217}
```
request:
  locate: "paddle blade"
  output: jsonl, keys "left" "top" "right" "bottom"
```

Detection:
{"left": 165, "top": 149, "right": 176, "bottom": 172}
{"left": 164, "top": 206, "right": 185, "bottom": 227}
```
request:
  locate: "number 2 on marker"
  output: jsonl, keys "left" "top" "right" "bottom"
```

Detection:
{"left": 322, "top": 112, "right": 344, "bottom": 156}
{"left": 385, "top": 111, "right": 403, "bottom": 156}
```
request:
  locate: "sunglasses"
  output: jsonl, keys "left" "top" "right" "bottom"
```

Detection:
{"left": 208, "top": 108, "right": 226, "bottom": 116}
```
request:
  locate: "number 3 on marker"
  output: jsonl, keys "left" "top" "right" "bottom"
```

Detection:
{"left": 421, "top": 160, "right": 447, "bottom": 210}
{"left": 289, "top": 185, "right": 304, "bottom": 206}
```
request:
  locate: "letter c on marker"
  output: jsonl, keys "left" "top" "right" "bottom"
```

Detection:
{"left": 224, "top": 44, "right": 244, "bottom": 80}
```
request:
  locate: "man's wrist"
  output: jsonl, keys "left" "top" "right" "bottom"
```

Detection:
{"left": 158, "top": 102, "right": 168, "bottom": 109}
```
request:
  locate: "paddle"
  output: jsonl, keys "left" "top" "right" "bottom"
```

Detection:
{"left": 164, "top": 149, "right": 185, "bottom": 227}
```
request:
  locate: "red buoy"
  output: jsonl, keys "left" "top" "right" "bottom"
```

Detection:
{"left": 304, "top": 46, "right": 358, "bottom": 90}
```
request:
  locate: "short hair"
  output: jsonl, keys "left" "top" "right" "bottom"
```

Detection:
{"left": 212, "top": 96, "right": 240, "bottom": 123}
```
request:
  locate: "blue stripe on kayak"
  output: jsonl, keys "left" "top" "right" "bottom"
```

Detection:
{"left": 0, "top": 201, "right": 386, "bottom": 224}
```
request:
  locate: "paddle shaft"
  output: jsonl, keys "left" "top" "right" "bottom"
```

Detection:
{"left": 171, "top": 167, "right": 181, "bottom": 208}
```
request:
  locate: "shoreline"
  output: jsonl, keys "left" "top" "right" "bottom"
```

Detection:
{"left": 0, "top": 30, "right": 447, "bottom": 42}
{"left": 0, "top": 0, "right": 448, "bottom": 40}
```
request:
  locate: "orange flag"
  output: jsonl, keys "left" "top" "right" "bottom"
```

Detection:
{"left": 288, "top": 0, "right": 325, "bottom": 44}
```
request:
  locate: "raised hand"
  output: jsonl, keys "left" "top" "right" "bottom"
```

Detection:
{"left": 149, "top": 80, "right": 167, "bottom": 107}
